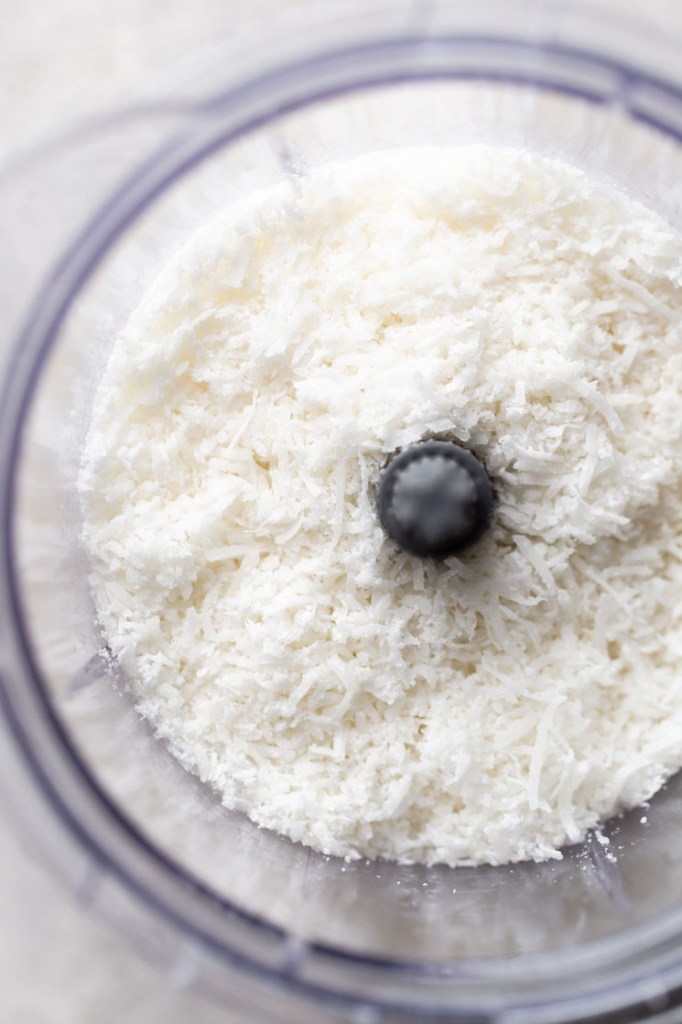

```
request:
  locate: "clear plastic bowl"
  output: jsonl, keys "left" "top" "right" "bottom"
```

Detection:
{"left": 2, "top": 1, "right": 682, "bottom": 1020}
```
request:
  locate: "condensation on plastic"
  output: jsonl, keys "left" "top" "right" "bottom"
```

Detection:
{"left": 2, "top": 1, "right": 682, "bottom": 1021}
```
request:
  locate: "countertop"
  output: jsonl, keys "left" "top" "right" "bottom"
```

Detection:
{"left": 0, "top": 1, "right": 680, "bottom": 1022}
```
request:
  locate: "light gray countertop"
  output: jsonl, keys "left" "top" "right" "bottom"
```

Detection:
{"left": 0, "top": 1, "right": 679, "bottom": 1022}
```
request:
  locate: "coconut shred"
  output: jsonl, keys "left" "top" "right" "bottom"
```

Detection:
{"left": 79, "top": 146, "right": 682, "bottom": 867}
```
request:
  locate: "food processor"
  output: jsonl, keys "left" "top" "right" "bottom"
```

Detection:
{"left": 2, "top": 1, "right": 682, "bottom": 1020}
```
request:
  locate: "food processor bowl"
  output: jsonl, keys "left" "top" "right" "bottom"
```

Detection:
{"left": 2, "top": 1, "right": 682, "bottom": 1020}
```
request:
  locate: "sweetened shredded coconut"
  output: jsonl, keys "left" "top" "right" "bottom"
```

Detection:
{"left": 80, "top": 146, "right": 682, "bottom": 866}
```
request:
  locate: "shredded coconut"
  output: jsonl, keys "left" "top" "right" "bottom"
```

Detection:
{"left": 79, "top": 145, "right": 682, "bottom": 866}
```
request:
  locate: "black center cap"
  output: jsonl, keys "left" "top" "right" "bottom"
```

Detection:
{"left": 377, "top": 441, "right": 493, "bottom": 558}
